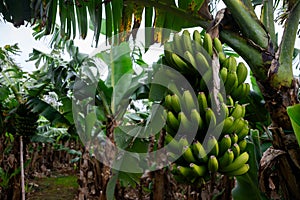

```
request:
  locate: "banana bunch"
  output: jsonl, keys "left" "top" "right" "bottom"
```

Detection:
{"left": 166, "top": 132, "right": 250, "bottom": 184}
{"left": 15, "top": 103, "right": 39, "bottom": 136}
{"left": 162, "top": 30, "right": 252, "bottom": 183}
{"left": 164, "top": 30, "right": 250, "bottom": 100}
{"left": 219, "top": 56, "right": 250, "bottom": 100}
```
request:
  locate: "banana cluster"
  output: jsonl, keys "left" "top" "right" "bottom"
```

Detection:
{"left": 162, "top": 30, "right": 251, "bottom": 183}
{"left": 15, "top": 103, "right": 38, "bottom": 136}
{"left": 164, "top": 30, "right": 250, "bottom": 99}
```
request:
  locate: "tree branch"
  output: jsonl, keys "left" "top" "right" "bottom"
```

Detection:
{"left": 270, "top": 1, "right": 300, "bottom": 88}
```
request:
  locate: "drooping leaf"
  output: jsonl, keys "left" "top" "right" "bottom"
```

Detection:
{"left": 287, "top": 104, "right": 300, "bottom": 147}
{"left": 27, "top": 97, "right": 71, "bottom": 127}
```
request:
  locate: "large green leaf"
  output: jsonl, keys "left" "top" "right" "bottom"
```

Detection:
{"left": 287, "top": 104, "right": 300, "bottom": 147}
{"left": 28, "top": 97, "right": 71, "bottom": 127}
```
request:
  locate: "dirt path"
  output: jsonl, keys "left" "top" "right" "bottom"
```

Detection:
{"left": 26, "top": 172, "right": 78, "bottom": 200}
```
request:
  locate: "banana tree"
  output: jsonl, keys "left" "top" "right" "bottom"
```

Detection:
{"left": 1, "top": 0, "right": 300, "bottom": 198}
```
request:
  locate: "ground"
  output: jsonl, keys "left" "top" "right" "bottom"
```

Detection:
{"left": 26, "top": 171, "right": 78, "bottom": 200}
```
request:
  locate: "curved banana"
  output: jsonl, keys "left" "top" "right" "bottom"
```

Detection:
{"left": 171, "top": 53, "right": 189, "bottom": 72}
{"left": 192, "top": 141, "right": 208, "bottom": 163}
{"left": 197, "top": 92, "right": 208, "bottom": 116}
{"left": 224, "top": 71, "right": 238, "bottom": 94}
{"left": 224, "top": 163, "right": 249, "bottom": 176}
{"left": 182, "top": 90, "right": 196, "bottom": 113}
{"left": 220, "top": 152, "right": 249, "bottom": 172}
{"left": 232, "top": 143, "right": 241, "bottom": 157}
{"left": 230, "top": 133, "right": 239, "bottom": 144}
{"left": 238, "top": 139, "right": 247, "bottom": 152}
{"left": 190, "top": 163, "right": 207, "bottom": 177}
{"left": 230, "top": 103, "right": 244, "bottom": 119}
{"left": 173, "top": 33, "right": 183, "bottom": 55}
{"left": 203, "top": 33, "right": 213, "bottom": 57}
{"left": 219, "top": 134, "right": 232, "bottom": 155}
{"left": 171, "top": 94, "right": 181, "bottom": 113}
{"left": 190, "top": 109, "right": 204, "bottom": 131}
{"left": 193, "top": 30, "right": 202, "bottom": 46}
{"left": 183, "top": 50, "right": 198, "bottom": 72}
{"left": 182, "top": 145, "right": 197, "bottom": 163}
{"left": 207, "top": 135, "right": 219, "bottom": 156}
{"left": 205, "top": 108, "right": 217, "bottom": 127}
{"left": 213, "top": 37, "right": 223, "bottom": 53}
{"left": 167, "top": 111, "right": 180, "bottom": 131}
{"left": 236, "top": 62, "right": 248, "bottom": 85}
{"left": 208, "top": 155, "right": 218, "bottom": 173}
{"left": 195, "top": 52, "right": 210, "bottom": 73}
{"left": 182, "top": 30, "right": 193, "bottom": 54}
{"left": 220, "top": 67, "right": 228, "bottom": 85}
{"left": 219, "top": 149, "right": 234, "bottom": 169}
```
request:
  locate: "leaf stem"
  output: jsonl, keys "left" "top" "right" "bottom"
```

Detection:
{"left": 222, "top": 0, "right": 269, "bottom": 48}
{"left": 272, "top": 1, "right": 300, "bottom": 88}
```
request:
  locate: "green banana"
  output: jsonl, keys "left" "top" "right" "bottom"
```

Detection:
{"left": 164, "top": 94, "right": 173, "bottom": 110}
{"left": 207, "top": 135, "right": 219, "bottom": 156}
{"left": 190, "top": 109, "right": 204, "bottom": 131}
{"left": 182, "top": 90, "right": 196, "bottom": 112}
{"left": 219, "top": 52, "right": 226, "bottom": 64}
{"left": 219, "top": 116, "right": 234, "bottom": 134}
{"left": 219, "top": 149, "right": 234, "bottom": 169}
{"left": 223, "top": 56, "right": 237, "bottom": 72}
{"left": 232, "top": 143, "right": 241, "bottom": 157}
{"left": 182, "top": 30, "right": 193, "bottom": 54}
{"left": 195, "top": 52, "right": 210, "bottom": 73}
{"left": 190, "top": 163, "right": 207, "bottom": 177}
{"left": 226, "top": 118, "right": 245, "bottom": 134}
{"left": 230, "top": 133, "right": 239, "bottom": 144}
{"left": 224, "top": 71, "right": 238, "bottom": 94}
{"left": 236, "top": 62, "right": 248, "bottom": 85}
{"left": 177, "top": 165, "right": 195, "bottom": 178}
{"left": 231, "top": 83, "right": 250, "bottom": 100}
{"left": 171, "top": 53, "right": 189, "bottom": 72}
{"left": 182, "top": 145, "right": 197, "bottom": 163}
{"left": 226, "top": 95, "right": 234, "bottom": 107}
{"left": 183, "top": 50, "right": 197, "bottom": 72}
{"left": 220, "top": 152, "right": 249, "bottom": 172}
{"left": 193, "top": 30, "right": 202, "bottom": 46}
{"left": 192, "top": 141, "right": 208, "bottom": 163}
{"left": 167, "top": 111, "right": 180, "bottom": 131}
{"left": 203, "top": 33, "right": 213, "bottom": 57}
{"left": 208, "top": 155, "right": 218, "bottom": 173}
{"left": 165, "top": 133, "right": 181, "bottom": 153}
{"left": 171, "top": 94, "right": 181, "bottom": 113}
{"left": 220, "top": 102, "right": 229, "bottom": 118}
{"left": 219, "top": 134, "right": 232, "bottom": 155}
{"left": 213, "top": 37, "right": 223, "bottom": 53}
{"left": 230, "top": 102, "right": 244, "bottom": 119}
{"left": 205, "top": 108, "right": 217, "bottom": 127}
{"left": 237, "top": 126, "right": 249, "bottom": 140}
{"left": 238, "top": 139, "right": 247, "bottom": 152}
{"left": 220, "top": 67, "right": 228, "bottom": 85}
{"left": 178, "top": 111, "right": 191, "bottom": 131}
{"left": 173, "top": 33, "right": 183, "bottom": 55}
{"left": 197, "top": 92, "right": 208, "bottom": 116}
{"left": 224, "top": 163, "right": 250, "bottom": 176}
